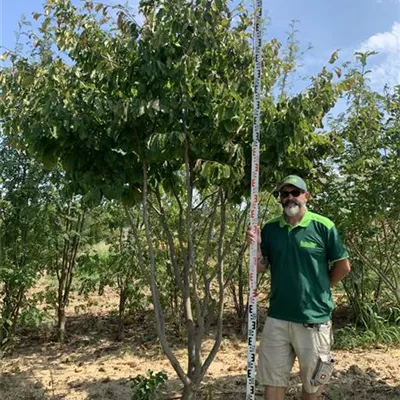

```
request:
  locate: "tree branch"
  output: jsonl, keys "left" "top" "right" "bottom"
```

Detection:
{"left": 141, "top": 161, "right": 188, "bottom": 385}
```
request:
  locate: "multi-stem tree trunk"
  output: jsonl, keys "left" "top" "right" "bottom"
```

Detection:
{"left": 182, "top": 384, "right": 196, "bottom": 400}
{"left": 0, "top": 286, "right": 25, "bottom": 349}
{"left": 140, "top": 161, "right": 190, "bottom": 388}
{"left": 57, "top": 304, "right": 67, "bottom": 342}
{"left": 138, "top": 150, "right": 243, "bottom": 399}
{"left": 56, "top": 203, "right": 85, "bottom": 342}
{"left": 117, "top": 286, "right": 128, "bottom": 341}
{"left": 229, "top": 243, "right": 247, "bottom": 335}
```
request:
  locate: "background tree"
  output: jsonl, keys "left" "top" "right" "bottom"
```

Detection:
{"left": 77, "top": 202, "right": 150, "bottom": 341}
{"left": 0, "top": 143, "right": 50, "bottom": 348}
{"left": 315, "top": 53, "right": 400, "bottom": 342}
{"left": 43, "top": 188, "right": 88, "bottom": 343}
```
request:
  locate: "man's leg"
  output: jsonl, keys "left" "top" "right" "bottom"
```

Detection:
{"left": 264, "top": 385, "right": 286, "bottom": 400}
{"left": 302, "top": 386, "right": 324, "bottom": 400}
{"left": 257, "top": 317, "right": 295, "bottom": 400}
{"left": 291, "top": 322, "right": 334, "bottom": 400}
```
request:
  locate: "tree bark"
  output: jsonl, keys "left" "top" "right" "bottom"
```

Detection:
{"left": 117, "top": 287, "right": 127, "bottom": 341}
{"left": 183, "top": 133, "right": 196, "bottom": 381}
{"left": 141, "top": 161, "right": 189, "bottom": 386}
{"left": 200, "top": 191, "right": 226, "bottom": 378}
{"left": 56, "top": 204, "right": 85, "bottom": 342}
{"left": 0, "top": 296, "right": 12, "bottom": 348}
{"left": 58, "top": 305, "right": 66, "bottom": 343}
{"left": 182, "top": 383, "right": 196, "bottom": 400}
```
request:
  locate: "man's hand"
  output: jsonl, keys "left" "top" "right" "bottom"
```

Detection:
{"left": 246, "top": 224, "right": 268, "bottom": 273}
{"left": 246, "top": 224, "right": 261, "bottom": 247}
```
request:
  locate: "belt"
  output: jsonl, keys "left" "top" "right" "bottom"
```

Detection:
{"left": 303, "top": 323, "right": 322, "bottom": 329}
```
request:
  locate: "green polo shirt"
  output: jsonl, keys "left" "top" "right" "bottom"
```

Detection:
{"left": 260, "top": 209, "right": 349, "bottom": 324}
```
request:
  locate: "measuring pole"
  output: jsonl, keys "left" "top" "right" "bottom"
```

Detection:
{"left": 246, "top": 0, "right": 262, "bottom": 399}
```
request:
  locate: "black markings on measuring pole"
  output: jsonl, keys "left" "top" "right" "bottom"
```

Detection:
{"left": 246, "top": 1, "right": 262, "bottom": 400}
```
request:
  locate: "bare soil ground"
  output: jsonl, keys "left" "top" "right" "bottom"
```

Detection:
{"left": 1, "top": 288, "right": 399, "bottom": 400}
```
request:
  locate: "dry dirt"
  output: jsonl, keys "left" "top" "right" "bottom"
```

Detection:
{"left": 1, "top": 288, "right": 399, "bottom": 400}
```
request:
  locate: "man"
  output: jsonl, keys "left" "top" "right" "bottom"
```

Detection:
{"left": 246, "top": 175, "right": 351, "bottom": 400}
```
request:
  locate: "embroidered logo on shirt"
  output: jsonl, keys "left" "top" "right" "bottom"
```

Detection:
{"left": 300, "top": 240, "right": 318, "bottom": 248}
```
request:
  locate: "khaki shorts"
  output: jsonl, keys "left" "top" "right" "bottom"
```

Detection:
{"left": 257, "top": 316, "right": 334, "bottom": 394}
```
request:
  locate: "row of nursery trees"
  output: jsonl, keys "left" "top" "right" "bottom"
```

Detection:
{"left": 0, "top": 0, "right": 399, "bottom": 398}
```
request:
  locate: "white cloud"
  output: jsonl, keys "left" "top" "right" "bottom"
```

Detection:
{"left": 361, "top": 22, "right": 400, "bottom": 53}
{"left": 376, "top": 0, "right": 400, "bottom": 4}
{"left": 359, "top": 22, "right": 400, "bottom": 89}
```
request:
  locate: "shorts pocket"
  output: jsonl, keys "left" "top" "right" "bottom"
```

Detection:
{"left": 310, "top": 354, "right": 335, "bottom": 386}
{"left": 313, "top": 322, "right": 332, "bottom": 352}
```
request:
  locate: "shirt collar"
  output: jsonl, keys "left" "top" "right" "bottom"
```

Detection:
{"left": 279, "top": 208, "right": 312, "bottom": 229}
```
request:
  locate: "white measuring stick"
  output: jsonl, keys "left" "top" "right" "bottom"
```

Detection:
{"left": 246, "top": 1, "right": 262, "bottom": 399}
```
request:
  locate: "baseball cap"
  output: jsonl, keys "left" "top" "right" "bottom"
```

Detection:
{"left": 277, "top": 175, "right": 308, "bottom": 192}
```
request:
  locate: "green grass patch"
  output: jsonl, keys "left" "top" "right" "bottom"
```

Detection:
{"left": 333, "top": 324, "right": 400, "bottom": 350}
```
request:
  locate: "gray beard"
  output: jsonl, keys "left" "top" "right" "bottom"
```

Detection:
{"left": 284, "top": 203, "right": 303, "bottom": 217}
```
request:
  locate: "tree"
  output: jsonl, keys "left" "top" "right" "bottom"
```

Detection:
{"left": 0, "top": 143, "right": 50, "bottom": 349}
{"left": 0, "top": 0, "right": 346, "bottom": 396}
{"left": 77, "top": 202, "right": 150, "bottom": 341}
{"left": 315, "top": 53, "right": 400, "bottom": 331}
{"left": 43, "top": 188, "right": 88, "bottom": 342}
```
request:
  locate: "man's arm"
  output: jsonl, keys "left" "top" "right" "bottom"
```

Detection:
{"left": 330, "top": 259, "right": 351, "bottom": 286}
{"left": 246, "top": 224, "right": 268, "bottom": 273}
{"left": 257, "top": 250, "right": 268, "bottom": 273}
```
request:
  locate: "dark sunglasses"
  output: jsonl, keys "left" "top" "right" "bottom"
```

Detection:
{"left": 280, "top": 189, "right": 304, "bottom": 198}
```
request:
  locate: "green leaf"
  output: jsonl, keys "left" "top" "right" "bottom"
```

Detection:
{"left": 222, "top": 120, "right": 233, "bottom": 132}
{"left": 334, "top": 67, "right": 342, "bottom": 78}
{"left": 215, "top": 0, "right": 223, "bottom": 10}
{"left": 222, "top": 165, "right": 230, "bottom": 179}
{"left": 328, "top": 50, "right": 339, "bottom": 64}
{"left": 1, "top": 51, "right": 11, "bottom": 61}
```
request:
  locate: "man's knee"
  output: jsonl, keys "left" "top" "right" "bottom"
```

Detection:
{"left": 257, "top": 318, "right": 295, "bottom": 389}
{"left": 264, "top": 385, "right": 286, "bottom": 400}
{"left": 293, "top": 322, "right": 335, "bottom": 396}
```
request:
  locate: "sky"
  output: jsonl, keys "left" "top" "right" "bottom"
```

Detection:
{"left": 1, "top": 0, "right": 400, "bottom": 94}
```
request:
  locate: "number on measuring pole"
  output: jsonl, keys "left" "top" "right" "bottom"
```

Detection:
{"left": 246, "top": 1, "right": 262, "bottom": 400}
